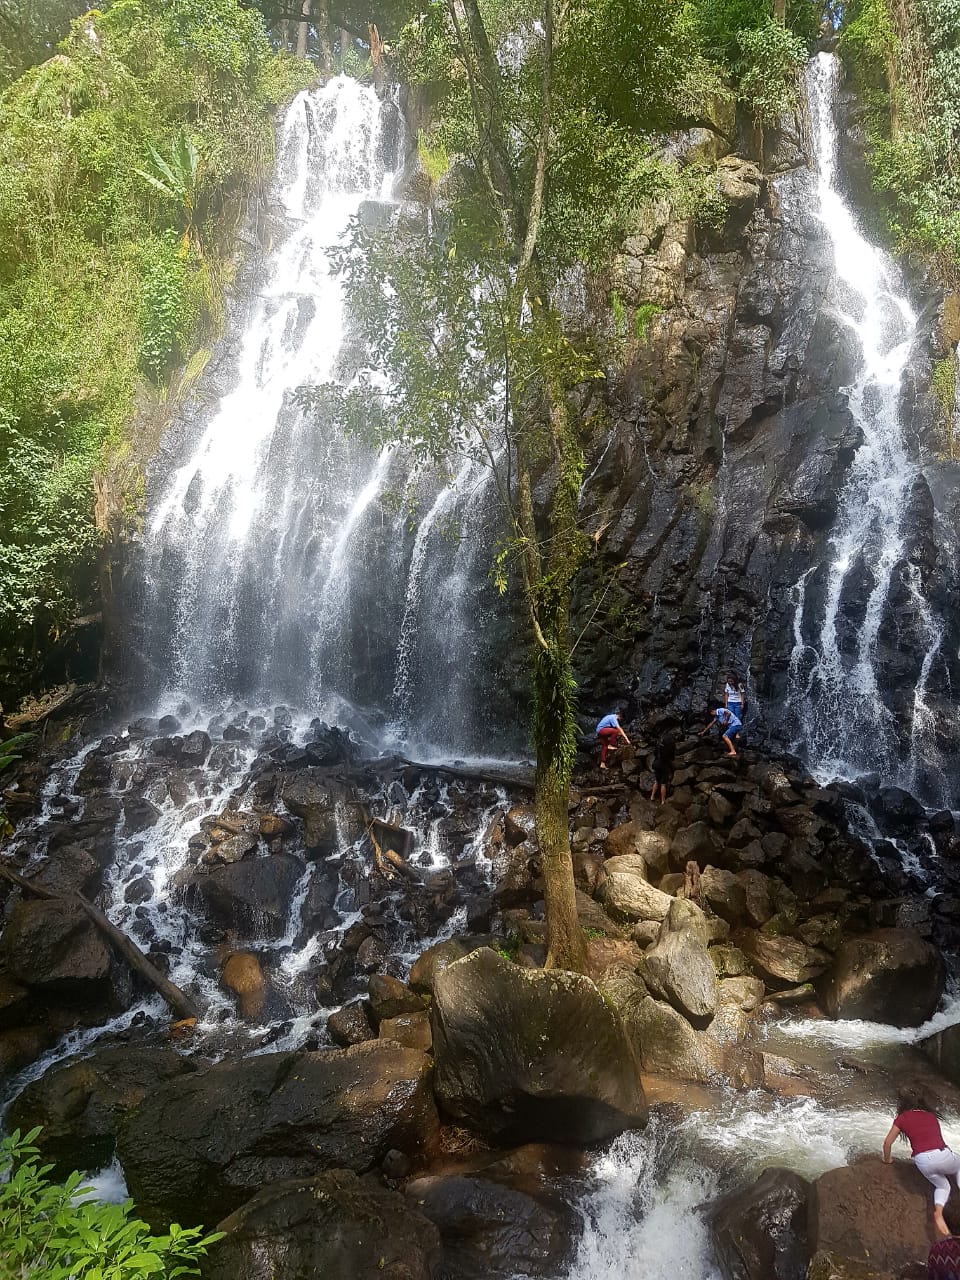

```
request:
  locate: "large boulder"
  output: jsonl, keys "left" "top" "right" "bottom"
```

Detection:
{"left": 808, "top": 1156, "right": 935, "bottom": 1275}
{"left": 431, "top": 949, "right": 646, "bottom": 1145}
{"left": 191, "top": 853, "right": 304, "bottom": 939}
{"left": 670, "top": 821, "right": 723, "bottom": 868}
{"left": 921, "top": 1022, "right": 960, "bottom": 1088}
{"left": 601, "top": 864, "right": 674, "bottom": 923}
{"left": 600, "top": 966, "right": 724, "bottom": 1084}
{"left": 7, "top": 1045, "right": 196, "bottom": 1176}
{"left": 204, "top": 1171, "right": 441, "bottom": 1280}
{"left": 368, "top": 973, "right": 426, "bottom": 1026}
{"left": 822, "top": 930, "right": 945, "bottom": 1027}
{"left": 118, "top": 1042, "right": 440, "bottom": 1228}
{"left": 734, "top": 929, "right": 831, "bottom": 989}
{"left": 701, "top": 867, "right": 748, "bottom": 925}
{"left": 281, "top": 770, "right": 363, "bottom": 852}
{"left": 710, "top": 1166, "right": 810, "bottom": 1280}
{"left": 642, "top": 904, "right": 718, "bottom": 1026}
{"left": 409, "top": 936, "right": 499, "bottom": 996}
{"left": 603, "top": 825, "right": 671, "bottom": 880}
{"left": 0, "top": 899, "right": 113, "bottom": 995}
{"left": 406, "top": 1165, "right": 579, "bottom": 1279}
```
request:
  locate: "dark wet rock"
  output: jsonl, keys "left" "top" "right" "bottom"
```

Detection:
{"left": 74, "top": 754, "right": 114, "bottom": 794}
{"left": 119, "top": 1042, "right": 440, "bottom": 1228}
{"left": 368, "top": 973, "right": 425, "bottom": 1026}
{"left": 124, "top": 875, "right": 153, "bottom": 905}
{"left": 709, "top": 1165, "right": 810, "bottom": 1280}
{"left": 406, "top": 1166, "right": 579, "bottom": 1280}
{"left": 7, "top": 1046, "right": 196, "bottom": 1177}
{"left": 733, "top": 929, "right": 831, "bottom": 989}
{"left": 492, "top": 841, "right": 537, "bottom": 908}
{"left": 701, "top": 866, "right": 748, "bottom": 924}
{"left": 180, "top": 730, "right": 212, "bottom": 764}
{"left": 409, "top": 936, "right": 499, "bottom": 996}
{"left": 671, "top": 821, "right": 723, "bottom": 868}
{"left": 871, "top": 787, "right": 925, "bottom": 833}
{"left": 303, "top": 722, "right": 353, "bottom": 766}
{"left": 0, "top": 899, "right": 113, "bottom": 995}
{"left": 0, "top": 1025, "right": 60, "bottom": 1077}
{"left": 122, "top": 794, "right": 162, "bottom": 832}
{"left": 822, "top": 929, "right": 945, "bottom": 1027}
{"left": 0, "top": 971, "right": 31, "bottom": 1029}
{"left": 809, "top": 1156, "right": 936, "bottom": 1276}
{"left": 205, "top": 1170, "right": 441, "bottom": 1280}
{"left": 21, "top": 843, "right": 102, "bottom": 898}
{"left": 921, "top": 1022, "right": 960, "bottom": 1088}
{"left": 504, "top": 805, "right": 537, "bottom": 847}
{"left": 431, "top": 948, "right": 646, "bottom": 1145}
{"left": 190, "top": 853, "right": 304, "bottom": 939}
{"left": 281, "top": 769, "right": 364, "bottom": 853}
{"left": 380, "top": 1011, "right": 432, "bottom": 1052}
{"left": 327, "top": 1003, "right": 375, "bottom": 1046}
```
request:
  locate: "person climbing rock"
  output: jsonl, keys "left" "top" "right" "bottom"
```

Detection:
{"left": 927, "top": 1194, "right": 960, "bottom": 1275}
{"left": 650, "top": 729, "right": 676, "bottom": 804}
{"left": 595, "top": 710, "right": 630, "bottom": 770}
{"left": 700, "top": 705, "right": 741, "bottom": 757}
{"left": 724, "top": 672, "right": 746, "bottom": 726}
{"left": 882, "top": 1083, "right": 960, "bottom": 1237}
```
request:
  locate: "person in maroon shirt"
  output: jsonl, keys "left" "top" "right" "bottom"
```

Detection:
{"left": 882, "top": 1084, "right": 960, "bottom": 1238}
{"left": 928, "top": 1195, "right": 960, "bottom": 1278}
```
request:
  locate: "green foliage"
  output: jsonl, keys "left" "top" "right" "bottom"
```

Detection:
{"left": 689, "top": 0, "right": 816, "bottom": 122}
{"left": 0, "top": 0, "right": 311, "bottom": 685}
{"left": 140, "top": 236, "right": 192, "bottom": 382}
{"left": 634, "top": 302, "right": 662, "bottom": 343}
{"left": 0, "top": 732, "right": 35, "bottom": 772}
{"left": 932, "top": 354, "right": 958, "bottom": 455}
{"left": 736, "top": 20, "right": 807, "bottom": 123}
{"left": 0, "top": 1128, "right": 221, "bottom": 1279}
{"left": 840, "top": 0, "right": 960, "bottom": 279}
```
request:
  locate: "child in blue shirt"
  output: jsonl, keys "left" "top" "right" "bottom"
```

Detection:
{"left": 700, "top": 706, "right": 741, "bottom": 757}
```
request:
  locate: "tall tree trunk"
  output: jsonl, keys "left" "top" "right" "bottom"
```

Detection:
{"left": 773, "top": 0, "right": 786, "bottom": 23}
{"left": 533, "top": 639, "right": 586, "bottom": 972}
{"left": 315, "top": 0, "right": 331, "bottom": 73}
{"left": 369, "top": 22, "right": 386, "bottom": 89}
{"left": 296, "top": 0, "right": 311, "bottom": 58}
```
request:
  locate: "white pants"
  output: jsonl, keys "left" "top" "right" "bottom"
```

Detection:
{"left": 914, "top": 1148, "right": 960, "bottom": 1205}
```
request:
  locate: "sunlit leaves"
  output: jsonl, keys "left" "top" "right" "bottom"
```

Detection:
{"left": 0, "top": 1128, "right": 222, "bottom": 1280}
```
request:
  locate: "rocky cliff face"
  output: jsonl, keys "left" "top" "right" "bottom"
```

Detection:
{"left": 570, "top": 77, "right": 960, "bottom": 804}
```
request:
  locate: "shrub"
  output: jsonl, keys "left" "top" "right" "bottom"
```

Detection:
{"left": 0, "top": 1128, "right": 222, "bottom": 1279}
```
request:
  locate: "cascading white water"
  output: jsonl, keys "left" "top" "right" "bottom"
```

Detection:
{"left": 787, "top": 54, "right": 942, "bottom": 790}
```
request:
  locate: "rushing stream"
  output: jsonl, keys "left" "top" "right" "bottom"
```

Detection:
{"left": 3, "top": 58, "right": 959, "bottom": 1280}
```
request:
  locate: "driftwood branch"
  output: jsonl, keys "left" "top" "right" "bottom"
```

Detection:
{"left": 0, "top": 864, "right": 199, "bottom": 1022}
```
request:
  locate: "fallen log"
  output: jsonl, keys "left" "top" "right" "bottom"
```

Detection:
{"left": 0, "top": 863, "right": 199, "bottom": 1022}
{"left": 395, "top": 755, "right": 536, "bottom": 793}
{"left": 74, "top": 895, "right": 200, "bottom": 1022}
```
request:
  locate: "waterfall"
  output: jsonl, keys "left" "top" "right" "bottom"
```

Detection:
{"left": 144, "top": 77, "right": 403, "bottom": 712}
{"left": 787, "top": 54, "right": 944, "bottom": 796}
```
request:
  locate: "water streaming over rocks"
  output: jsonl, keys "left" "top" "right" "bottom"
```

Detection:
{"left": 3, "top": 57, "right": 960, "bottom": 1280}
{"left": 787, "top": 54, "right": 949, "bottom": 800}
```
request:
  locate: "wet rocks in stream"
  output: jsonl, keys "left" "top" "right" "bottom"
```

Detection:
{"left": 118, "top": 1042, "right": 440, "bottom": 1228}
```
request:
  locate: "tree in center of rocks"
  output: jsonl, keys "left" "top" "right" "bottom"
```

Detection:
{"left": 304, "top": 0, "right": 711, "bottom": 969}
